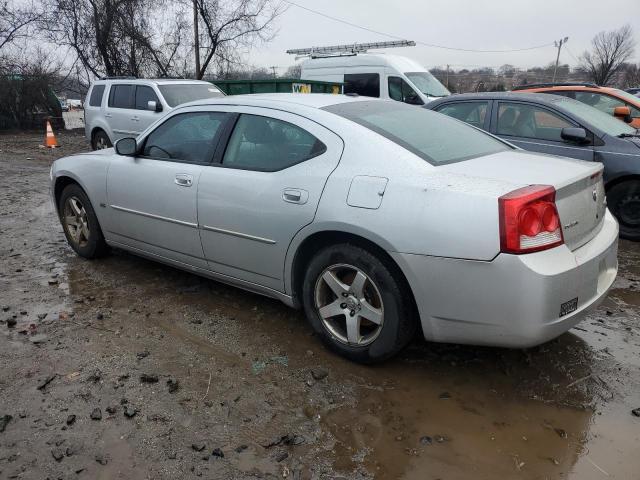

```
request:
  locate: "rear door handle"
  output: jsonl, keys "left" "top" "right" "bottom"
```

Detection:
{"left": 175, "top": 174, "right": 193, "bottom": 187}
{"left": 131, "top": 116, "right": 139, "bottom": 121}
{"left": 104, "top": 113, "right": 112, "bottom": 118}
{"left": 282, "top": 188, "right": 308, "bottom": 204}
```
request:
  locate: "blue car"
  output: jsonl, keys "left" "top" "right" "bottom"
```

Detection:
{"left": 427, "top": 92, "right": 640, "bottom": 240}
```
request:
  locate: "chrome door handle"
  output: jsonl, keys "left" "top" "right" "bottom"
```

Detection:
{"left": 131, "top": 116, "right": 139, "bottom": 121}
{"left": 104, "top": 113, "right": 112, "bottom": 118}
{"left": 175, "top": 174, "right": 193, "bottom": 187}
{"left": 282, "top": 188, "right": 308, "bottom": 204}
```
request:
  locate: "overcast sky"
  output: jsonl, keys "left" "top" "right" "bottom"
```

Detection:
{"left": 245, "top": 0, "right": 639, "bottom": 73}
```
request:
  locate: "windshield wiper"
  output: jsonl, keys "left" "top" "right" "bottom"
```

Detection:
{"left": 617, "top": 132, "right": 640, "bottom": 138}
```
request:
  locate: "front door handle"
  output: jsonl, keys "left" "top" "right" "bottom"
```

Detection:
{"left": 282, "top": 188, "right": 308, "bottom": 204}
{"left": 175, "top": 174, "right": 193, "bottom": 187}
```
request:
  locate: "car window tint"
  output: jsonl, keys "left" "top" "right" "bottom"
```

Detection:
{"left": 89, "top": 85, "right": 105, "bottom": 107}
{"left": 143, "top": 112, "right": 226, "bottom": 163}
{"left": 222, "top": 114, "right": 326, "bottom": 172}
{"left": 497, "top": 102, "right": 572, "bottom": 141}
{"left": 135, "top": 86, "right": 159, "bottom": 110}
{"left": 436, "top": 102, "right": 488, "bottom": 129}
{"left": 388, "top": 76, "right": 423, "bottom": 105}
{"left": 108, "top": 84, "right": 134, "bottom": 109}
{"left": 574, "top": 92, "right": 624, "bottom": 116}
{"left": 323, "top": 101, "right": 511, "bottom": 166}
{"left": 344, "top": 73, "right": 380, "bottom": 98}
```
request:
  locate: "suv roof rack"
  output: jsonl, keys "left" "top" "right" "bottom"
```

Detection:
{"left": 512, "top": 82, "right": 599, "bottom": 91}
{"left": 99, "top": 76, "right": 138, "bottom": 80}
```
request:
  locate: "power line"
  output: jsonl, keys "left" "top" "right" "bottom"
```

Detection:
{"left": 284, "top": 0, "right": 555, "bottom": 53}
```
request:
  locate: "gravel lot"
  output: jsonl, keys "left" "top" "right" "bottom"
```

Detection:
{"left": 1, "top": 131, "right": 639, "bottom": 479}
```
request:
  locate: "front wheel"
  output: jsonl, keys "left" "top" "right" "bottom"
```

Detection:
{"left": 58, "top": 184, "right": 109, "bottom": 258}
{"left": 607, "top": 181, "right": 640, "bottom": 241}
{"left": 92, "top": 130, "right": 112, "bottom": 150}
{"left": 302, "top": 243, "right": 417, "bottom": 363}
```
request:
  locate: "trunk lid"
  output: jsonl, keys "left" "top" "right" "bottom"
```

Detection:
{"left": 441, "top": 150, "right": 606, "bottom": 251}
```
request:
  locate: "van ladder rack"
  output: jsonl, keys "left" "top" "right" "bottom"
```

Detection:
{"left": 286, "top": 40, "right": 415, "bottom": 58}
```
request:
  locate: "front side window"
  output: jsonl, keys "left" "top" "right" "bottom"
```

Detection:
{"left": 573, "top": 91, "right": 626, "bottom": 116}
{"left": 388, "top": 76, "right": 423, "bottom": 105}
{"left": 108, "top": 84, "right": 135, "bottom": 109}
{"left": 323, "top": 101, "right": 511, "bottom": 165}
{"left": 222, "top": 114, "right": 326, "bottom": 172}
{"left": 143, "top": 112, "right": 227, "bottom": 163}
{"left": 497, "top": 102, "right": 573, "bottom": 141}
{"left": 89, "top": 85, "right": 105, "bottom": 107}
{"left": 344, "top": 73, "right": 380, "bottom": 98}
{"left": 436, "top": 102, "right": 488, "bottom": 129}
{"left": 135, "top": 86, "right": 159, "bottom": 110}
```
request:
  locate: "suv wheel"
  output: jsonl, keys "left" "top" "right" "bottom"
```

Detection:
{"left": 608, "top": 181, "right": 640, "bottom": 241}
{"left": 302, "top": 243, "right": 417, "bottom": 363}
{"left": 92, "top": 130, "right": 112, "bottom": 150}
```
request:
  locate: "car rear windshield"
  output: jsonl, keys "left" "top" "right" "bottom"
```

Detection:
{"left": 158, "top": 84, "right": 224, "bottom": 107}
{"left": 323, "top": 100, "right": 512, "bottom": 165}
{"left": 557, "top": 97, "right": 636, "bottom": 137}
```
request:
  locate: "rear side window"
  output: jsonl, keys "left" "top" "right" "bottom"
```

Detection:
{"left": 222, "top": 114, "right": 326, "bottom": 172}
{"left": 323, "top": 101, "right": 511, "bottom": 165}
{"left": 436, "top": 102, "right": 488, "bottom": 129}
{"left": 89, "top": 85, "right": 105, "bottom": 107}
{"left": 344, "top": 73, "right": 380, "bottom": 98}
{"left": 143, "top": 112, "right": 227, "bottom": 164}
{"left": 108, "top": 84, "right": 134, "bottom": 109}
{"left": 135, "top": 86, "right": 159, "bottom": 110}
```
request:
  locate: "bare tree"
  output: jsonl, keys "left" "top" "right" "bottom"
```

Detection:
{"left": 193, "top": 0, "right": 284, "bottom": 79}
{"left": 283, "top": 63, "right": 301, "bottom": 79}
{"left": 620, "top": 63, "right": 640, "bottom": 89}
{"left": 44, "top": 0, "right": 190, "bottom": 81}
{"left": 580, "top": 25, "right": 635, "bottom": 86}
{"left": 0, "top": 1, "right": 42, "bottom": 52}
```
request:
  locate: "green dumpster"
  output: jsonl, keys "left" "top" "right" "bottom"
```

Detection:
{"left": 210, "top": 78, "right": 343, "bottom": 96}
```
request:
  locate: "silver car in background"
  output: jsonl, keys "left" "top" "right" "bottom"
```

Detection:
{"left": 84, "top": 78, "right": 225, "bottom": 150}
{"left": 52, "top": 94, "right": 618, "bottom": 363}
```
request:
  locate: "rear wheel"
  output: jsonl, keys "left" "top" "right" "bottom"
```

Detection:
{"left": 92, "top": 130, "right": 111, "bottom": 150}
{"left": 607, "top": 181, "right": 640, "bottom": 241}
{"left": 58, "top": 184, "right": 109, "bottom": 258}
{"left": 302, "top": 243, "right": 417, "bottom": 363}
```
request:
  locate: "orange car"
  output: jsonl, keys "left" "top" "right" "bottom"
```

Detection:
{"left": 513, "top": 83, "right": 640, "bottom": 128}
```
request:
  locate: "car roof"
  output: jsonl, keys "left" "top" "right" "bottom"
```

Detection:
{"left": 92, "top": 78, "right": 214, "bottom": 86}
{"left": 301, "top": 53, "right": 426, "bottom": 72}
{"left": 177, "top": 92, "right": 370, "bottom": 110}
{"left": 429, "top": 91, "right": 564, "bottom": 106}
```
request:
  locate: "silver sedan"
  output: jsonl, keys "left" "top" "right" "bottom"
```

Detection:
{"left": 51, "top": 94, "right": 619, "bottom": 362}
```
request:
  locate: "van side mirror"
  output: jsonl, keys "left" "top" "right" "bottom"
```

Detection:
{"left": 561, "top": 127, "right": 589, "bottom": 144}
{"left": 147, "top": 100, "right": 162, "bottom": 112}
{"left": 613, "top": 105, "right": 632, "bottom": 123}
{"left": 115, "top": 137, "right": 137, "bottom": 156}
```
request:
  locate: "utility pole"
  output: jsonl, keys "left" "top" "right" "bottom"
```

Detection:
{"left": 552, "top": 37, "right": 568, "bottom": 83}
{"left": 270, "top": 66, "right": 278, "bottom": 78}
{"left": 445, "top": 64, "right": 450, "bottom": 90}
{"left": 193, "top": 0, "right": 201, "bottom": 79}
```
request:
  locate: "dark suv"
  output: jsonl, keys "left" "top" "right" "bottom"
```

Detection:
{"left": 427, "top": 92, "right": 640, "bottom": 240}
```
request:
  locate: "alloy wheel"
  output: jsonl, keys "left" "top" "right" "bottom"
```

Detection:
{"left": 314, "top": 263, "right": 384, "bottom": 346}
{"left": 63, "top": 196, "right": 90, "bottom": 247}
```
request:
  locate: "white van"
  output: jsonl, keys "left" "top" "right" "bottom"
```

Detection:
{"left": 300, "top": 54, "right": 450, "bottom": 105}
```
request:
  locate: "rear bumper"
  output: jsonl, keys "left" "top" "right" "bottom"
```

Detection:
{"left": 392, "top": 210, "right": 619, "bottom": 348}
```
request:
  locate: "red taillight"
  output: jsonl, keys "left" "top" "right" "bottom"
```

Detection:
{"left": 499, "top": 185, "right": 564, "bottom": 254}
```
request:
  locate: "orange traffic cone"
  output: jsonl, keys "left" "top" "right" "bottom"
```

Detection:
{"left": 44, "top": 120, "right": 58, "bottom": 148}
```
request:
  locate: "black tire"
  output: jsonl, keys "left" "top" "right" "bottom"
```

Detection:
{"left": 91, "top": 130, "right": 112, "bottom": 150}
{"left": 302, "top": 243, "right": 417, "bottom": 363}
{"left": 607, "top": 181, "right": 640, "bottom": 241}
{"left": 58, "top": 184, "right": 109, "bottom": 258}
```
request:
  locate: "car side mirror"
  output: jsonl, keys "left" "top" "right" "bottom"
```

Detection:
{"left": 115, "top": 137, "right": 137, "bottom": 156}
{"left": 561, "top": 127, "right": 589, "bottom": 144}
{"left": 613, "top": 105, "right": 632, "bottom": 123}
{"left": 147, "top": 100, "right": 162, "bottom": 112}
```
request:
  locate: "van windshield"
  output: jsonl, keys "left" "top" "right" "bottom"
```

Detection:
{"left": 405, "top": 72, "right": 450, "bottom": 97}
{"left": 323, "top": 100, "right": 511, "bottom": 165}
{"left": 158, "top": 84, "right": 224, "bottom": 107}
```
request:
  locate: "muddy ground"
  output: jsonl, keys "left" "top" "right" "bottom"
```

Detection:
{"left": 1, "top": 131, "right": 639, "bottom": 480}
